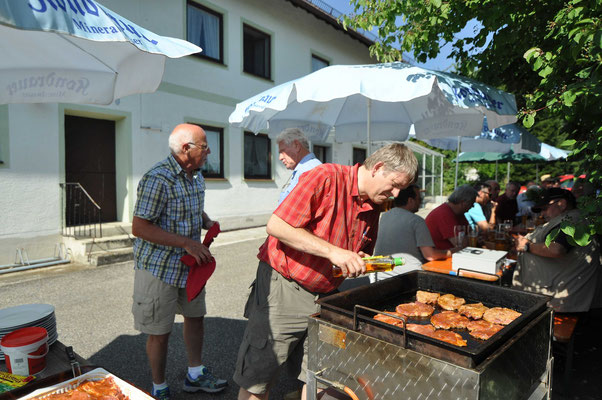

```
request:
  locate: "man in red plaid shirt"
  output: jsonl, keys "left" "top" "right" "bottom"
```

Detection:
{"left": 234, "top": 143, "right": 418, "bottom": 400}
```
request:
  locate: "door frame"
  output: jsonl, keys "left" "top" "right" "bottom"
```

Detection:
{"left": 59, "top": 105, "right": 132, "bottom": 224}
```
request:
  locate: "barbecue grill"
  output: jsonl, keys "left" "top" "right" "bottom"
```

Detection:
{"left": 307, "top": 271, "right": 553, "bottom": 400}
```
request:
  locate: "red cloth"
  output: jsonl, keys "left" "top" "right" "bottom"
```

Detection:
{"left": 258, "top": 164, "right": 379, "bottom": 293}
{"left": 182, "top": 222, "right": 221, "bottom": 302}
{"left": 425, "top": 203, "right": 468, "bottom": 250}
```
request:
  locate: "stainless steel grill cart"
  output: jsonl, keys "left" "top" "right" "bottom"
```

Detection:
{"left": 307, "top": 271, "right": 553, "bottom": 400}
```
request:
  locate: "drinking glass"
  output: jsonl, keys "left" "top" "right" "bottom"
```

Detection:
{"left": 468, "top": 225, "right": 479, "bottom": 247}
{"left": 454, "top": 225, "right": 466, "bottom": 247}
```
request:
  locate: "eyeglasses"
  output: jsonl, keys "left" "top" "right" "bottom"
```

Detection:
{"left": 480, "top": 190, "right": 490, "bottom": 196}
{"left": 188, "top": 142, "right": 209, "bottom": 151}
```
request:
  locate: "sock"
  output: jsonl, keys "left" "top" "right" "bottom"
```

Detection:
{"left": 188, "top": 365, "right": 206, "bottom": 379}
{"left": 152, "top": 382, "right": 168, "bottom": 393}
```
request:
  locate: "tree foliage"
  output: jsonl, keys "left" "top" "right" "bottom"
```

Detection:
{"left": 345, "top": 0, "right": 602, "bottom": 244}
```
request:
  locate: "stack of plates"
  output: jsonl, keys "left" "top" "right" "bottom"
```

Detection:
{"left": 0, "top": 304, "right": 58, "bottom": 361}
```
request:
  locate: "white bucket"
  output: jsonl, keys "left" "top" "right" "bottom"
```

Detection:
{"left": 0, "top": 327, "right": 48, "bottom": 376}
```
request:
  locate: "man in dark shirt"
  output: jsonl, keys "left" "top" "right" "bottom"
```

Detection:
{"left": 495, "top": 181, "right": 520, "bottom": 223}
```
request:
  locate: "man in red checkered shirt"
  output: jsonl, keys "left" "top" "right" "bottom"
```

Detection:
{"left": 234, "top": 143, "right": 418, "bottom": 400}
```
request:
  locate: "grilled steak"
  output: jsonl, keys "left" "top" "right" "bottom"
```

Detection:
{"left": 483, "top": 307, "right": 522, "bottom": 325}
{"left": 416, "top": 290, "right": 440, "bottom": 304}
{"left": 431, "top": 311, "right": 470, "bottom": 329}
{"left": 396, "top": 301, "right": 434, "bottom": 317}
{"left": 459, "top": 303, "right": 489, "bottom": 319}
{"left": 437, "top": 294, "right": 466, "bottom": 311}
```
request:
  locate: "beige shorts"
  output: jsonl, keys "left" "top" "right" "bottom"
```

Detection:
{"left": 233, "top": 261, "right": 322, "bottom": 395}
{"left": 132, "top": 268, "right": 206, "bottom": 335}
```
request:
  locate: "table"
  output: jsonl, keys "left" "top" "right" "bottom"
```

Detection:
{"left": 0, "top": 341, "right": 89, "bottom": 399}
{"left": 422, "top": 258, "right": 501, "bottom": 282}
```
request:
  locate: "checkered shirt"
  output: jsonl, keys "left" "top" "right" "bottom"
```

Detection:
{"left": 133, "top": 155, "right": 205, "bottom": 287}
{"left": 258, "top": 163, "right": 379, "bottom": 293}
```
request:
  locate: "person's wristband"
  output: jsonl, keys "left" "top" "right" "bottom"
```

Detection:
{"left": 523, "top": 242, "right": 530, "bottom": 253}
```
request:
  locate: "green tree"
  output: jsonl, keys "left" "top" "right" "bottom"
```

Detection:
{"left": 345, "top": 0, "right": 601, "bottom": 244}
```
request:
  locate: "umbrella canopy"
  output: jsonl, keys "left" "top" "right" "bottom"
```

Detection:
{"left": 0, "top": 0, "right": 202, "bottom": 105}
{"left": 229, "top": 62, "right": 517, "bottom": 143}
{"left": 455, "top": 151, "right": 547, "bottom": 164}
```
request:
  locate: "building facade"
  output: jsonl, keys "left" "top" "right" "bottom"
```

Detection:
{"left": 0, "top": 0, "right": 374, "bottom": 264}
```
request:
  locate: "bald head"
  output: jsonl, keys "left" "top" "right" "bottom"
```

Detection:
{"left": 168, "top": 123, "right": 205, "bottom": 154}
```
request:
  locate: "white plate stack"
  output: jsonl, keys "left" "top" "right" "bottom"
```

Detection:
{"left": 0, "top": 304, "right": 58, "bottom": 361}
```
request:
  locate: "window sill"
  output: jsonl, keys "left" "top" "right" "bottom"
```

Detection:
{"left": 205, "top": 177, "right": 228, "bottom": 182}
{"left": 242, "top": 71, "right": 273, "bottom": 82}
{"left": 190, "top": 54, "right": 227, "bottom": 68}
{"left": 244, "top": 178, "right": 274, "bottom": 183}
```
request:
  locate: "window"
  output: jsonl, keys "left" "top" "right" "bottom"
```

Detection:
{"left": 311, "top": 54, "right": 329, "bottom": 72}
{"left": 244, "top": 132, "right": 271, "bottom": 179}
{"left": 187, "top": 2, "right": 223, "bottom": 63}
{"left": 194, "top": 124, "right": 224, "bottom": 178}
{"left": 352, "top": 147, "right": 366, "bottom": 165}
{"left": 313, "top": 144, "right": 330, "bottom": 163}
{"left": 243, "top": 24, "right": 271, "bottom": 79}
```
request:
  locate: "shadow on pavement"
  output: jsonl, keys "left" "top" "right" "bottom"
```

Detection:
{"left": 87, "top": 317, "right": 302, "bottom": 399}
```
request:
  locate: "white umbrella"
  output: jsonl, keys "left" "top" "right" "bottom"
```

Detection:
{"left": 0, "top": 0, "right": 202, "bottom": 105}
{"left": 229, "top": 62, "right": 517, "bottom": 150}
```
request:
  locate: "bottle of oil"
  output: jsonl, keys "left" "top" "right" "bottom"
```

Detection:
{"left": 332, "top": 255, "right": 404, "bottom": 277}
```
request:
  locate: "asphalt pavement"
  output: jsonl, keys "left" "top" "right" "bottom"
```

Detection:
{"left": 1, "top": 226, "right": 600, "bottom": 400}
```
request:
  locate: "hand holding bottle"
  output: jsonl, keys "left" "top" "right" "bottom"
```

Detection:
{"left": 332, "top": 255, "right": 404, "bottom": 278}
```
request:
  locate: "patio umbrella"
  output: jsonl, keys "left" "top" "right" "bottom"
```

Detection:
{"left": 0, "top": 0, "right": 202, "bottom": 105}
{"left": 229, "top": 62, "right": 517, "bottom": 151}
{"left": 455, "top": 151, "right": 547, "bottom": 164}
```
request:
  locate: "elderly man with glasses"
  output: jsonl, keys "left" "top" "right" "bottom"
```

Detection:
{"left": 464, "top": 182, "right": 494, "bottom": 232}
{"left": 131, "top": 123, "right": 227, "bottom": 399}
{"left": 512, "top": 188, "right": 600, "bottom": 312}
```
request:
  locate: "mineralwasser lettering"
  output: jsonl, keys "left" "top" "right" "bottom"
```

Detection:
{"left": 29, "top": 0, "right": 99, "bottom": 16}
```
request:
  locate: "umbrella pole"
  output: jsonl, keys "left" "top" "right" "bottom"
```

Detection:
{"left": 495, "top": 161, "right": 498, "bottom": 181}
{"left": 506, "top": 161, "right": 511, "bottom": 183}
{"left": 367, "top": 98, "right": 372, "bottom": 156}
{"left": 454, "top": 136, "right": 460, "bottom": 189}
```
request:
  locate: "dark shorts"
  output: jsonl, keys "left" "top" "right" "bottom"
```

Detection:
{"left": 233, "top": 261, "right": 321, "bottom": 395}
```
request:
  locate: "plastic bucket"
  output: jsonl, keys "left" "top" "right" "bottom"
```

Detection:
{"left": 0, "top": 326, "right": 48, "bottom": 376}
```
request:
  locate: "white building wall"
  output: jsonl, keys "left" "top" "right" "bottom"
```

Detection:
{"left": 0, "top": 0, "right": 374, "bottom": 264}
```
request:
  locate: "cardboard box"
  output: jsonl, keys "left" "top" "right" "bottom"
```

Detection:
{"left": 452, "top": 247, "right": 508, "bottom": 275}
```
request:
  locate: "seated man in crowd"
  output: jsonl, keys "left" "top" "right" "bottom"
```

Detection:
{"left": 371, "top": 184, "right": 452, "bottom": 282}
{"left": 494, "top": 181, "right": 520, "bottom": 224}
{"left": 512, "top": 188, "right": 600, "bottom": 312}
{"left": 483, "top": 179, "right": 500, "bottom": 224}
{"left": 516, "top": 182, "right": 540, "bottom": 218}
{"left": 425, "top": 184, "right": 477, "bottom": 250}
{"left": 464, "top": 182, "right": 493, "bottom": 231}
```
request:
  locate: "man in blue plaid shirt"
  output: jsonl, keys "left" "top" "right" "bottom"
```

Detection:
{"left": 132, "top": 123, "right": 226, "bottom": 399}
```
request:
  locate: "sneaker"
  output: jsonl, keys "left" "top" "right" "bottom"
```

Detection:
{"left": 151, "top": 386, "right": 170, "bottom": 400}
{"left": 183, "top": 366, "right": 227, "bottom": 393}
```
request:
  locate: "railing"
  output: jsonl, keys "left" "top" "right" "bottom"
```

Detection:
{"left": 60, "top": 183, "right": 102, "bottom": 238}
{"left": 302, "top": 0, "right": 378, "bottom": 41}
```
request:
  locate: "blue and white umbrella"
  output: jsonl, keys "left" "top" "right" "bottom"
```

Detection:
{"left": 0, "top": 0, "right": 202, "bottom": 104}
{"left": 229, "top": 62, "right": 517, "bottom": 146}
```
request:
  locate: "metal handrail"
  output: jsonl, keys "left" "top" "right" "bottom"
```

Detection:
{"left": 301, "top": 0, "right": 378, "bottom": 41}
{"left": 60, "top": 182, "right": 103, "bottom": 238}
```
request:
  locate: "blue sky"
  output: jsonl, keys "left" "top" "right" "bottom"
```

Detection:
{"left": 327, "top": 0, "right": 455, "bottom": 71}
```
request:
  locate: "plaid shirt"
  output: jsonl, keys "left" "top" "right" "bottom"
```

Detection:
{"left": 258, "top": 163, "right": 379, "bottom": 293}
{"left": 133, "top": 155, "right": 205, "bottom": 287}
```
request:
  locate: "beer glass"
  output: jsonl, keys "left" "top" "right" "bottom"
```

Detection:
{"left": 454, "top": 225, "right": 466, "bottom": 247}
{"left": 468, "top": 225, "right": 479, "bottom": 247}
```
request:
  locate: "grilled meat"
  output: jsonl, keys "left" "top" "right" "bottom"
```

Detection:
{"left": 395, "top": 301, "right": 435, "bottom": 317}
{"left": 431, "top": 311, "right": 470, "bottom": 330}
{"left": 416, "top": 290, "right": 440, "bottom": 304}
{"left": 483, "top": 307, "right": 522, "bottom": 325}
{"left": 407, "top": 323, "right": 436, "bottom": 335}
{"left": 373, "top": 313, "right": 406, "bottom": 327}
{"left": 432, "top": 329, "right": 468, "bottom": 347}
{"left": 459, "top": 303, "right": 489, "bottom": 319}
{"left": 437, "top": 294, "right": 466, "bottom": 311}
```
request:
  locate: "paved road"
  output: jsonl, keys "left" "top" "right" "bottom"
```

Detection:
{"left": 0, "top": 228, "right": 301, "bottom": 399}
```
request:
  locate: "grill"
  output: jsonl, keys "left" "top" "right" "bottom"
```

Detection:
{"left": 307, "top": 271, "right": 553, "bottom": 400}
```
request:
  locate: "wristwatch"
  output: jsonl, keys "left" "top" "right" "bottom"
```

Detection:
{"left": 523, "top": 242, "right": 530, "bottom": 253}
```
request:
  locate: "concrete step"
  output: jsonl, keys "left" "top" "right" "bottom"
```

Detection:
{"left": 76, "top": 234, "right": 134, "bottom": 254}
{"left": 89, "top": 247, "right": 134, "bottom": 266}
{"left": 100, "top": 222, "right": 132, "bottom": 237}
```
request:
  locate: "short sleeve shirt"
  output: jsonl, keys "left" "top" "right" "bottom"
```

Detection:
{"left": 464, "top": 202, "right": 486, "bottom": 228}
{"left": 133, "top": 155, "right": 205, "bottom": 287}
{"left": 425, "top": 203, "right": 468, "bottom": 250}
{"left": 258, "top": 163, "right": 379, "bottom": 293}
{"left": 373, "top": 208, "right": 434, "bottom": 270}
{"left": 278, "top": 153, "right": 322, "bottom": 205}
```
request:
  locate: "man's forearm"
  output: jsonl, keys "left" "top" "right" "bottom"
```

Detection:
{"left": 132, "top": 216, "right": 191, "bottom": 248}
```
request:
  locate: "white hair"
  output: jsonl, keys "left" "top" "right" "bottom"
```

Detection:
{"left": 276, "top": 128, "right": 310, "bottom": 150}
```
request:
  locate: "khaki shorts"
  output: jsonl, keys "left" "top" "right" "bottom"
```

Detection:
{"left": 233, "top": 261, "right": 322, "bottom": 395}
{"left": 132, "top": 268, "right": 206, "bottom": 335}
